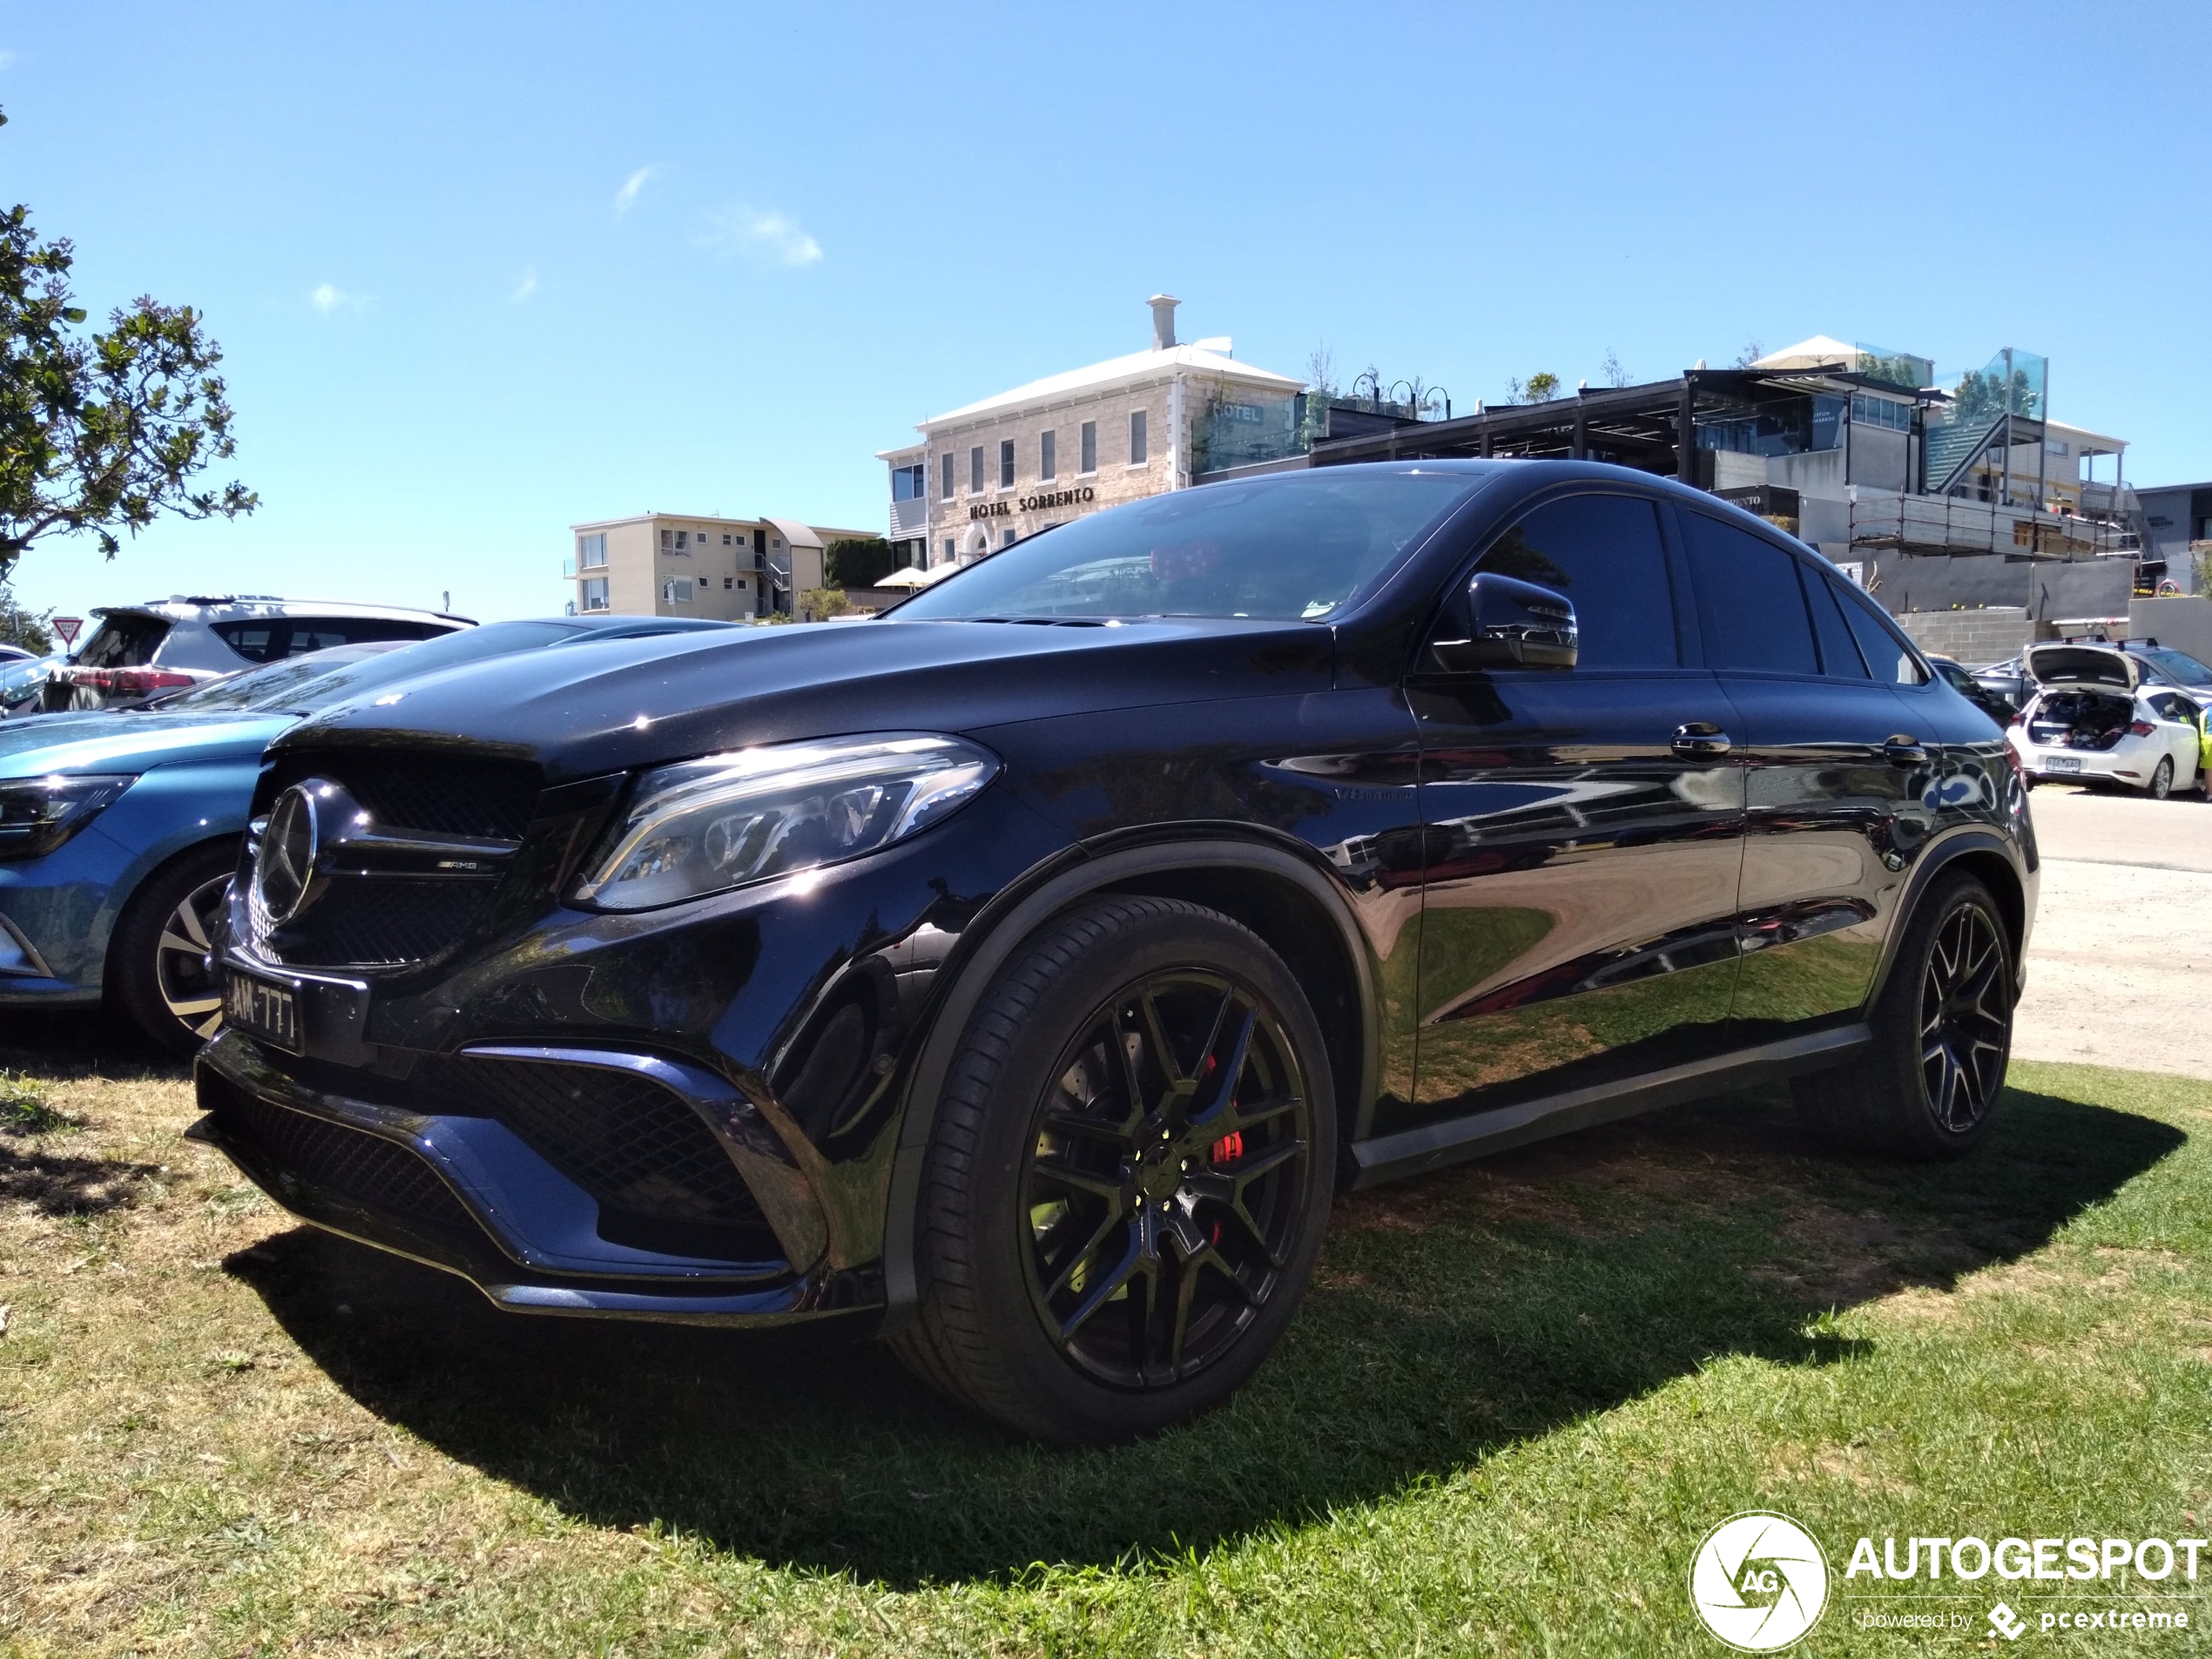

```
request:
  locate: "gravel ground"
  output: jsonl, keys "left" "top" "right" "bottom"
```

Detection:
{"left": 2012, "top": 783, "right": 2212, "bottom": 1079}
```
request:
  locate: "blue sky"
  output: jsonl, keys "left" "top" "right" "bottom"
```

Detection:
{"left": 3, "top": 1, "right": 2208, "bottom": 624}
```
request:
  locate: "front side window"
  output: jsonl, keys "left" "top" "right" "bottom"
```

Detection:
{"left": 1080, "top": 421, "right": 1097, "bottom": 474}
{"left": 1041, "top": 429, "right": 1056, "bottom": 482}
{"left": 969, "top": 446, "right": 982, "bottom": 494}
{"left": 1445, "top": 495, "right": 1677, "bottom": 671}
{"left": 1681, "top": 511, "right": 1817, "bottom": 676}
{"left": 998, "top": 439, "right": 1015, "bottom": 489}
{"left": 894, "top": 470, "right": 1480, "bottom": 623}
{"left": 1130, "top": 409, "right": 1148, "bottom": 465}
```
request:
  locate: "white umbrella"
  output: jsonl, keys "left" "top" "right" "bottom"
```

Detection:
{"left": 874, "top": 564, "right": 955, "bottom": 588}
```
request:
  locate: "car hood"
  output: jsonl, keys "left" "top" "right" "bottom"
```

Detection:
{"left": 275, "top": 617, "right": 1338, "bottom": 781}
{"left": 0, "top": 710, "right": 295, "bottom": 779}
{"left": 2026, "top": 644, "right": 2137, "bottom": 691}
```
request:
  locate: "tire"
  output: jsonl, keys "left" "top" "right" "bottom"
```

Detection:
{"left": 2149, "top": 757, "right": 2174, "bottom": 800}
{"left": 1792, "top": 872, "right": 2012, "bottom": 1160}
{"left": 891, "top": 895, "right": 1338, "bottom": 1443}
{"left": 107, "top": 841, "right": 237, "bottom": 1058}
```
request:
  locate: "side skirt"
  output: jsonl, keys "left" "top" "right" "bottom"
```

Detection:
{"left": 1345, "top": 1024, "right": 1871, "bottom": 1189}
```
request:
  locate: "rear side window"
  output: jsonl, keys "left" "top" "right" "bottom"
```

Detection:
{"left": 73, "top": 614, "right": 171, "bottom": 668}
{"left": 215, "top": 621, "right": 284, "bottom": 663}
{"left": 1832, "top": 584, "right": 1929, "bottom": 685}
{"left": 215, "top": 617, "right": 453, "bottom": 661}
{"left": 1805, "top": 575, "right": 1870, "bottom": 678}
{"left": 1681, "top": 511, "right": 1816, "bottom": 675}
{"left": 1456, "top": 494, "right": 1677, "bottom": 670}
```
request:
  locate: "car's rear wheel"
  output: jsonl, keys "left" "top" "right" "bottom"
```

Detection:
{"left": 893, "top": 895, "right": 1336, "bottom": 1442}
{"left": 108, "top": 841, "right": 237, "bottom": 1058}
{"left": 2149, "top": 757, "right": 2175, "bottom": 799}
{"left": 1793, "top": 872, "right": 2012, "bottom": 1159}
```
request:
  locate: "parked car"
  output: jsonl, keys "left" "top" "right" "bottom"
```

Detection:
{"left": 1926, "top": 654, "right": 2014, "bottom": 728}
{"left": 0, "top": 615, "right": 733, "bottom": 1054}
{"left": 0, "top": 651, "right": 66, "bottom": 718}
{"left": 44, "top": 596, "right": 474, "bottom": 711}
{"left": 1972, "top": 655, "right": 2030, "bottom": 709}
{"left": 195, "top": 460, "right": 2032, "bottom": 1444}
{"left": 0, "top": 644, "right": 37, "bottom": 665}
{"left": 2005, "top": 643, "right": 2202, "bottom": 797}
{"left": 1973, "top": 639, "right": 2212, "bottom": 714}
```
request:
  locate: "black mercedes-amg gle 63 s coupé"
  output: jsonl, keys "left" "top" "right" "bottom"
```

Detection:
{"left": 195, "top": 460, "right": 2034, "bottom": 1442}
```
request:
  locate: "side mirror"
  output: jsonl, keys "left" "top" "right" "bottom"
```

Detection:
{"left": 1432, "top": 572, "right": 1578, "bottom": 671}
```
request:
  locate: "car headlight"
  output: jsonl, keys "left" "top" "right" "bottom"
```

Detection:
{"left": 572, "top": 734, "right": 1000, "bottom": 911}
{"left": 0, "top": 774, "right": 135, "bottom": 860}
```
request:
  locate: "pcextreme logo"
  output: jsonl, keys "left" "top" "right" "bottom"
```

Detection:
{"left": 1689, "top": 1512, "right": 1831, "bottom": 1651}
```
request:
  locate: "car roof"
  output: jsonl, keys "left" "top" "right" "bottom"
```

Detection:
{"left": 91, "top": 596, "right": 475, "bottom": 625}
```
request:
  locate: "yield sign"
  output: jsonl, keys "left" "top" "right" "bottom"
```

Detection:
{"left": 51, "top": 616, "right": 82, "bottom": 648}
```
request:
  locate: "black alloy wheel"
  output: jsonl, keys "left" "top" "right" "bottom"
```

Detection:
{"left": 894, "top": 895, "right": 1337, "bottom": 1442}
{"left": 1792, "top": 872, "right": 2012, "bottom": 1159}
{"left": 1020, "top": 969, "right": 1312, "bottom": 1388}
{"left": 1918, "top": 900, "right": 2007, "bottom": 1136}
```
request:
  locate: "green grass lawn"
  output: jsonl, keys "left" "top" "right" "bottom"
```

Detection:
{"left": 3, "top": 1023, "right": 2209, "bottom": 1655}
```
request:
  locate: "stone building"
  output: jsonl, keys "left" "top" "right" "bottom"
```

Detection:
{"left": 876, "top": 296, "right": 1305, "bottom": 569}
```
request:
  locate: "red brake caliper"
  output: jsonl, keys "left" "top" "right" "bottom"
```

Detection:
{"left": 1206, "top": 1130, "right": 1243, "bottom": 1245}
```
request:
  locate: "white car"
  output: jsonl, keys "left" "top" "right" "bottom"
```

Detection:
{"left": 45, "top": 596, "right": 472, "bottom": 711}
{"left": 2006, "top": 643, "right": 2202, "bottom": 799}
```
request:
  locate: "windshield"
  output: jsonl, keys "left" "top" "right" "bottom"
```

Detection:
{"left": 150, "top": 621, "right": 574, "bottom": 714}
{"left": 892, "top": 470, "right": 1482, "bottom": 622}
{"left": 2138, "top": 648, "right": 2212, "bottom": 683}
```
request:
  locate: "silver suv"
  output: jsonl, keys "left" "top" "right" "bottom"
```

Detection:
{"left": 46, "top": 596, "right": 473, "bottom": 711}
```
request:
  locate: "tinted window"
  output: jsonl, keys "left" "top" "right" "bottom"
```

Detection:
{"left": 1832, "top": 584, "right": 1929, "bottom": 685}
{"left": 215, "top": 621, "right": 284, "bottom": 663}
{"left": 2139, "top": 648, "right": 2212, "bottom": 683}
{"left": 1805, "top": 574, "right": 1870, "bottom": 678}
{"left": 1460, "top": 495, "right": 1677, "bottom": 670}
{"left": 74, "top": 614, "right": 171, "bottom": 668}
{"left": 893, "top": 471, "right": 1480, "bottom": 622}
{"left": 157, "top": 622, "right": 546, "bottom": 714}
{"left": 287, "top": 617, "right": 448, "bottom": 653}
{"left": 1681, "top": 512, "right": 1816, "bottom": 675}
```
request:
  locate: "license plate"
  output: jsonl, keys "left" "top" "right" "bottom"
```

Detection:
{"left": 2047, "top": 756, "right": 2082, "bottom": 773}
{"left": 226, "top": 969, "right": 302, "bottom": 1054}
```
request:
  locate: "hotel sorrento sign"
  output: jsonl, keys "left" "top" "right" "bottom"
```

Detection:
{"left": 970, "top": 485, "right": 1097, "bottom": 521}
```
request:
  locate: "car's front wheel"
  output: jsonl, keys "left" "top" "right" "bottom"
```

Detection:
{"left": 108, "top": 841, "right": 237, "bottom": 1058}
{"left": 894, "top": 895, "right": 1336, "bottom": 1442}
{"left": 1793, "top": 871, "right": 2012, "bottom": 1159}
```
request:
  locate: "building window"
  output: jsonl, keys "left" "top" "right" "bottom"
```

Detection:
{"left": 580, "top": 577, "right": 609, "bottom": 611}
{"left": 1002, "top": 529, "right": 1016, "bottom": 548}
{"left": 1130, "top": 409, "right": 1148, "bottom": 465}
{"left": 891, "top": 462, "right": 926, "bottom": 502}
{"left": 721, "top": 533, "right": 732, "bottom": 545}
{"left": 942, "top": 453, "right": 955, "bottom": 498}
{"left": 723, "top": 577, "right": 733, "bottom": 589}
{"left": 663, "top": 577, "right": 693, "bottom": 604}
{"left": 1040, "top": 429, "right": 1056, "bottom": 482}
{"left": 1080, "top": 421, "right": 1096, "bottom": 474}
{"left": 1848, "top": 393, "right": 1912, "bottom": 433}
{"left": 942, "top": 536, "right": 955, "bottom": 563}
{"left": 969, "top": 446, "right": 983, "bottom": 494}
{"left": 998, "top": 438, "right": 1015, "bottom": 489}
{"left": 659, "top": 529, "right": 672, "bottom": 549}
{"left": 577, "top": 532, "right": 607, "bottom": 569}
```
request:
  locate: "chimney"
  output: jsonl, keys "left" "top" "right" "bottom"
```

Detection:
{"left": 1148, "top": 293, "right": 1179, "bottom": 352}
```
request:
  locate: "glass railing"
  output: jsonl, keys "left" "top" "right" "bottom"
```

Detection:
{"left": 1925, "top": 348, "right": 2046, "bottom": 492}
{"left": 1191, "top": 391, "right": 1311, "bottom": 475}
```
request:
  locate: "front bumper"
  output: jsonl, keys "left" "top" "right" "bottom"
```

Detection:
{"left": 193, "top": 1028, "right": 882, "bottom": 1329}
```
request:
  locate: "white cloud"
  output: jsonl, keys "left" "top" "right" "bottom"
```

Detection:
{"left": 696, "top": 205, "right": 824, "bottom": 268}
{"left": 614, "top": 165, "right": 659, "bottom": 216}
{"left": 310, "top": 281, "right": 368, "bottom": 314}
{"left": 509, "top": 267, "right": 538, "bottom": 304}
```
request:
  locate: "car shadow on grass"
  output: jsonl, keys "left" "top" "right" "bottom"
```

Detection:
{"left": 223, "top": 1079, "right": 2183, "bottom": 1588}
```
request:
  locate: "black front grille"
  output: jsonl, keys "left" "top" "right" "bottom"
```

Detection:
{"left": 421, "top": 1055, "right": 774, "bottom": 1258}
{"left": 276, "top": 879, "right": 497, "bottom": 968}
{"left": 211, "top": 1077, "right": 480, "bottom": 1239}
{"left": 299, "top": 752, "right": 543, "bottom": 842}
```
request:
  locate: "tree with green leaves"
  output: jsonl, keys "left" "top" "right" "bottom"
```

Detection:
{"left": 0, "top": 106, "right": 254, "bottom": 575}
{"left": 825, "top": 536, "right": 894, "bottom": 588}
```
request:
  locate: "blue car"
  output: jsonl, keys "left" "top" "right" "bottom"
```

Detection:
{"left": 0, "top": 615, "right": 731, "bottom": 1055}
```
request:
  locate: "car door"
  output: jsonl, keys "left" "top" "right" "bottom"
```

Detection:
{"left": 1675, "top": 508, "right": 1923, "bottom": 1037}
{"left": 2145, "top": 691, "right": 2200, "bottom": 786}
{"left": 1399, "top": 489, "right": 1746, "bottom": 1137}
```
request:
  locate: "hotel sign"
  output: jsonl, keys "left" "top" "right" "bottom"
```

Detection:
{"left": 969, "top": 485, "right": 1096, "bottom": 521}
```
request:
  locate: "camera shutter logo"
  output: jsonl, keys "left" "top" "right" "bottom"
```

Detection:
{"left": 1689, "top": 1512, "right": 1830, "bottom": 1651}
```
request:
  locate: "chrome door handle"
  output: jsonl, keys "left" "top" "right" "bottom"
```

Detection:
{"left": 1884, "top": 734, "right": 1929, "bottom": 766}
{"left": 1671, "top": 723, "right": 1731, "bottom": 758}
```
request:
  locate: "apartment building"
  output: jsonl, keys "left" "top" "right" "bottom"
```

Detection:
{"left": 565, "top": 511, "right": 874, "bottom": 620}
{"left": 876, "top": 295, "right": 1305, "bottom": 568}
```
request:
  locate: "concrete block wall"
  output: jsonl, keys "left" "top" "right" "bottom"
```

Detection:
{"left": 1892, "top": 608, "right": 2029, "bottom": 665}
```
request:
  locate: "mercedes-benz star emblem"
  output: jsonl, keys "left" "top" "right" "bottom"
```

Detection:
{"left": 255, "top": 783, "right": 321, "bottom": 923}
